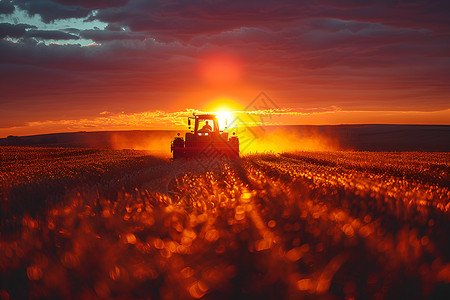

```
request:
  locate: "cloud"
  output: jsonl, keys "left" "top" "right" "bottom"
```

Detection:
{"left": 52, "top": 0, "right": 131, "bottom": 9}
{"left": 89, "top": 0, "right": 312, "bottom": 41}
{"left": 8, "top": 1, "right": 450, "bottom": 37}
{"left": 0, "top": 0, "right": 15, "bottom": 14}
{"left": 189, "top": 20, "right": 449, "bottom": 71}
{"left": 0, "top": 37, "right": 199, "bottom": 127}
{"left": 316, "top": 0, "right": 450, "bottom": 32}
{"left": 13, "top": 0, "right": 91, "bottom": 23}
{"left": 25, "top": 29, "right": 79, "bottom": 40}
{"left": 0, "top": 22, "right": 36, "bottom": 38}
{"left": 25, "top": 109, "right": 197, "bottom": 130}
{"left": 316, "top": 0, "right": 377, "bottom": 9}
{"left": 0, "top": 23, "right": 79, "bottom": 40}
{"left": 82, "top": 0, "right": 450, "bottom": 41}
{"left": 0, "top": 107, "right": 347, "bottom": 131}
{"left": 104, "top": 23, "right": 124, "bottom": 31}
{"left": 3, "top": 108, "right": 449, "bottom": 136}
{"left": 78, "top": 28, "right": 147, "bottom": 42}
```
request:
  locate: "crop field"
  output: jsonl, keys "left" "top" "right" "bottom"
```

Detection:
{"left": 1, "top": 146, "right": 449, "bottom": 299}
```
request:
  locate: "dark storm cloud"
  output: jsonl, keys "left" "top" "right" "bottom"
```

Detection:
{"left": 12, "top": 0, "right": 90, "bottom": 23}
{"left": 90, "top": 0, "right": 314, "bottom": 40}
{"left": 190, "top": 20, "right": 449, "bottom": 70}
{"left": 0, "top": 0, "right": 15, "bottom": 14}
{"left": 0, "top": 22, "right": 35, "bottom": 38}
{"left": 86, "top": 0, "right": 450, "bottom": 41}
{"left": 0, "top": 37, "right": 195, "bottom": 94}
{"left": 2, "top": 0, "right": 449, "bottom": 76}
{"left": 8, "top": 1, "right": 450, "bottom": 40}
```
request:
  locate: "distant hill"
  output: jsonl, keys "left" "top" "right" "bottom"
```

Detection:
{"left": 1, "top": 125, "right": 449, "bottom": 152}
{"left": 0, "top": 130, "right": 179, "bottom": 150}
{"left": 262, "top": 124, "right": 450, "bottom": 152}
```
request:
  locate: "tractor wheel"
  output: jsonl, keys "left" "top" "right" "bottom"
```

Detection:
{"left": 173, "top": 149, "right": 184, "bottom": 160}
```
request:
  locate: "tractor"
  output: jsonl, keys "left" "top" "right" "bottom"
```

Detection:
{"left": 171, "top": 113, "right": 239, "bottom": 160}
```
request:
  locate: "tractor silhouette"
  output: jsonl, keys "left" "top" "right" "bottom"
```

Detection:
{"left": 171, "top": 113, "right": 239, "bottom": 160}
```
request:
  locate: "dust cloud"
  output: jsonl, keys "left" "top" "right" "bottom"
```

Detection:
{"left": 107, "top": 126, "right": 344, "bottom": 157}
{"left": 109, "top": 131, "right": 177, "bottom": 157}
{"left": 235, "top": 126, "right": 344, "bottom": 154}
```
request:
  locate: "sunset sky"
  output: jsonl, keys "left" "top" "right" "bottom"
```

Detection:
{"left": 1, "top": 0, "right": 449, "bottom": 137}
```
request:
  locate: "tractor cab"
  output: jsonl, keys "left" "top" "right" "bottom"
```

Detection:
{"left": 186, "top": 114, "right": 223, "bottom": 141}
{"left": 171, "top": 113, "right": 239, "bottom": 159}
{"left": 193, "top": 114, "right": 218, "bottom": 133}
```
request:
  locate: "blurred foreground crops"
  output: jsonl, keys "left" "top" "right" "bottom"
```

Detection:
{"left": 1, "top": 147, "right": 449, "bottom": 299}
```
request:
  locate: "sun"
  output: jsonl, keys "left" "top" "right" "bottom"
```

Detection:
{"left": 203, "top": 97, "right": 243, "bottom": 130}
{"left": 216, "top": 110, "right": 233, "bottom": 130}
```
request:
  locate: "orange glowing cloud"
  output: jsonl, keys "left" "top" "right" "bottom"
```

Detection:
{"left": 3, "top": 108, "right": 449, "bottom": 138}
